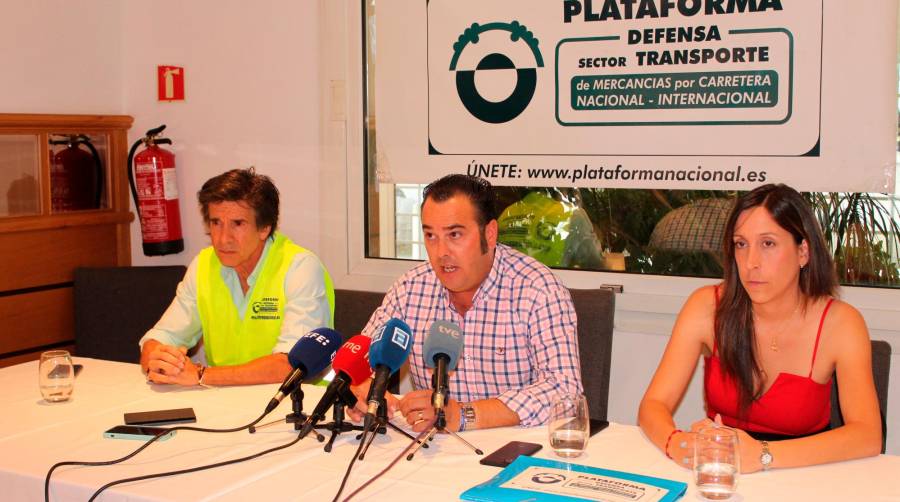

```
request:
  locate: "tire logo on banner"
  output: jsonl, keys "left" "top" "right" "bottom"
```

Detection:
{"left": 531, "top": 472, "right": 566, "bottom": 484}
{"left": 449, "top": 21, "right": 544, "bottom": 124}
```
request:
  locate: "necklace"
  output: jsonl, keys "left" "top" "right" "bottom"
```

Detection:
{"left": 755, "top": 302, "right": 801, "bottom": 352}
{"left": 769, "top": 331, "right": 783, "bottom": 352}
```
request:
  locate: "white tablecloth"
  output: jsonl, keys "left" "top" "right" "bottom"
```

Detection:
{"left": 3, "top": 358, "right": 899, "bottom": 501}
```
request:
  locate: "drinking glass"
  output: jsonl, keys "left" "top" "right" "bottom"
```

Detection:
{"left": 38, "top": 350, "right": 74, "bottom": 402}
{"left": 548, "top": 393, "right": 589, "bottom": 458}
{"left": 694, "top": 425, "right": 740, "bottom": 500}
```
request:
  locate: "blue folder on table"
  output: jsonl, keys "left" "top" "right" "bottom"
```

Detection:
{"left": 460, "top": 456, "right": 687, "bottom": 502}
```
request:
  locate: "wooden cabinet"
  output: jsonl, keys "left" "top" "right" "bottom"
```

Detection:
{"left": 0, "top": 114, "right": 133, "bottom": 367}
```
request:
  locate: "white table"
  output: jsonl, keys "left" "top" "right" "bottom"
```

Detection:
{"left": 3, "top": 358, "right": 899, "bottom": 501}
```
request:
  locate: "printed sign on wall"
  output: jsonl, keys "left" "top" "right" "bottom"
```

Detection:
{"left": 157, "top": 65, "right": 185, "bottom": 102}
{"left": 375, "top": 1, "right": 897, "bottom": 193}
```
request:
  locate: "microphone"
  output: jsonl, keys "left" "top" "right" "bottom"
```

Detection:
{"left": 424, "top": 320, "right": 464, "bottom": 410}
{"left": 364, "top": 318, "right": 413, "bottom": 425}
{"left": 299, "top": 335, "right": 373, "bottom": 437}
{"left": 265, "top": 327, "right": 342, "bottom": 414}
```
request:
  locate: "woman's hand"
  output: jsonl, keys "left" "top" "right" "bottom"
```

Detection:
{"left": 690, "top": 417, "right": 716, "bottom": 432}
{"left": 733, "top": 428, "right": 763, "bottom": 473}
{"left": 666, "top": 429, "right": 697, "bottom": 469}
{"left": 690, "top": 415, "right": 763, "bottom": 474}
{"left": 668, "top": 416, "right": 718, "bottom": 469}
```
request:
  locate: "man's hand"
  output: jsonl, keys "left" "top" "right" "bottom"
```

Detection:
{"left": 345, "top": 378, "right": 401, "bottom": 423}
{"left": 398, "top": 389, "right": 460, "bottom": 433}
{"left": 142, "top": 341, "right": 199, "bottom": 386}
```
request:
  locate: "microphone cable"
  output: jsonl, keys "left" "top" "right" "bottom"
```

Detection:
{"left": 340, "top": 419, "right": 434, "bottom": 501}
{"left": 44, "top": 409, "right": 271, "bottom": 502}
{"left": 85, "top": 432, "right": 305, "bottom": 502}
{"left": 331, "top": 420, "right": 376, "bottom": 502}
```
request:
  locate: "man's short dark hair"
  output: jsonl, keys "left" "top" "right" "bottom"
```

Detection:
{"left": 197, "top": 167, "right": 279, "bottom": 239}
{"left": 421, "top": 174, "right": 497, "bottom": 226}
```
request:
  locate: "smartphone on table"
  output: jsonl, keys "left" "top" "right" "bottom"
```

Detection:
{"left": 480, "top": 441, "right": 543, "bottom": 467}
{"left": 124, "top": 407, "right": 196, "bottom": 426}
{"left": 590, "top": 419, "right": 610, "bottom": 436}
{"left": 103, "top": 425, "right": 176, "bottom": 441}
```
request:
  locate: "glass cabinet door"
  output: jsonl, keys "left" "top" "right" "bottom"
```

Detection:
{"left": 0, "top": 135, "right": 40, "bottom": 217}
{"left": 48, "top": 133, "right": 109, "bottom": 213}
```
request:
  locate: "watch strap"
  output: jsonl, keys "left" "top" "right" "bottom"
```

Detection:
{"left": 459, "top": 402, "right": 475, "bottom": 432}
{"left": 760, "top": 440, "right": 773, "bottom": 471}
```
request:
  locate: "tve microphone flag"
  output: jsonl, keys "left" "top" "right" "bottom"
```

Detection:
{"left": 424, "top": 320, "right": 464, "bottom": 409}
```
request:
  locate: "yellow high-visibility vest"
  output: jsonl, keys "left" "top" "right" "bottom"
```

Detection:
{"left": 197, "top": 233, "right": 334, "bottom": 367}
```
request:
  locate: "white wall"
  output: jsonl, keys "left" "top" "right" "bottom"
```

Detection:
{"left": 1, "top": 1, "right": 324, "bottom": 266}
{"left": 0, "top": 1, "right": 124, "bottom": 114}
{"left": 122, "top": 1, "right": 323, "bottom": 265}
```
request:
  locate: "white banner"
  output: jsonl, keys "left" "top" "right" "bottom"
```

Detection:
{"left": 374, "top": 0, "right": 897, "bottom": 193}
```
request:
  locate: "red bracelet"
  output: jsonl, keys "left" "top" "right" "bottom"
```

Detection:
{"left": 664, "top": 429, "right": 683, "bottom": 459}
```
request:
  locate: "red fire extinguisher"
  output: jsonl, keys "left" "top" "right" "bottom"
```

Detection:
{"left": 49, "top": 134, "right": 103, "bottom": 212}
{"left": 127, "top": 125, "right": 184, "bottom": 256}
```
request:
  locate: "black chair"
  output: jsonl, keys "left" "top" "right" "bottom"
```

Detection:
{"left": 74, "top": 266, "right": 186, "bottom": 363}
{"left": 333, "top": 288, "right": 400, "bottom": 392}
{"left": 568, "top": 288, "right": 616, "bottom": 422}
{"left": 830, "top": 339, "right": 891, "bottom": 453}
{"left": 333, "top": 289, "right": 385, "bottom": 341}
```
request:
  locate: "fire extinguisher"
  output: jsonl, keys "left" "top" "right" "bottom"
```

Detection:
{"left": 127, "top": 125, "right": 184, "bottom": 256}
{"left": 49, "top": 134, "right": 103, "bottom": 212}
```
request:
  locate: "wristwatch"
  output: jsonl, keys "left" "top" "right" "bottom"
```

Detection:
{"left": 760, "top": 440, "right": 773, "bottom": 471}
{"left": 458, "top": 402, "right": 476, "bottom": 432}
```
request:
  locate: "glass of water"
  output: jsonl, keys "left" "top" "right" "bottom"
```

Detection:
{"left": 38, "top": 350, "right": 74, "bottom": 402}
{"left": 694, "top": 425, "right": 740, "bottom": 500}
{"left": 548, "top": 392, "right": 589, "bottom": 458}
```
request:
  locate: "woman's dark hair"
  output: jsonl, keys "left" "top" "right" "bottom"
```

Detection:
{"left": 716, "top": 183, "right": 837, "bottom": 413}
{"left": 422, "top": 174, "right": 497, "bottom": 253}
{"left": 197, "top": 167, "right": 279, "bottom": 239}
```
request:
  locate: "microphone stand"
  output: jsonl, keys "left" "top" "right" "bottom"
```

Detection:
{"left": 405, "top": 404, "right": 483, "bottom": 461}
{"left": 313, "top": 387, "right": 367, "bottom": 452}
{"left": 249, "top": 387, "right": 324, "bottom": 441}
{"left": 406, "top": 374, "right": 484, "bottom": 461}
{"left": 357, "top": 395, "right": 427, "bottom": 460}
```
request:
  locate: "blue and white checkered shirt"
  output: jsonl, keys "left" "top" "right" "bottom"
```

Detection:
{"left": 362, "top": 244, "right": 582, "bottom": 426}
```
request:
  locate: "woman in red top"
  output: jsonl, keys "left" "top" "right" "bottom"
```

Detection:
{"left": 639, "top": 184, "right": 882, "bottom": 472}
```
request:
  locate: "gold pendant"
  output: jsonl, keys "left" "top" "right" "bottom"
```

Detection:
{"left": 769, "top": 337, "right": 779, "bottom": 352}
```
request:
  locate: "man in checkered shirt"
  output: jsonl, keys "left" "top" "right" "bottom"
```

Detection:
{"left": 353, "top": 174, "right": 583, "bottom": 432}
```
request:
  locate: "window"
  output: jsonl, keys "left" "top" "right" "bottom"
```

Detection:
{"left": 362, "top": 1, "right": 900, "bottom": 289}
{"left": 394, "top": 184, "right": 427, "bottom": 260}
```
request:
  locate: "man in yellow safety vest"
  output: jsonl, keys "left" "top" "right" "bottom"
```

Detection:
{"left": 139, "top": 168, "right": 334, "bottom": 386}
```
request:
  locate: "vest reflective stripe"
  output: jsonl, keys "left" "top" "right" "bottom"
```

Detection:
{"left": 196, "top": 233, "right": 335, "bottom": 367}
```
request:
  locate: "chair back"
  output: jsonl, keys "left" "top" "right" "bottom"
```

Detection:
{"left": 333, "top": 289, "right": 386, "bottom": 342}
{"left": 568, "top": 288, "right": 616, "bottom": 421}
{"left": 333, "top": 288, "right": 401, "bottom": 392}
{"left": 830, "top": 339, "right": 891, "bottom": 453}
{"left": 74, "top": 266, "right": 186, "bottom": 363}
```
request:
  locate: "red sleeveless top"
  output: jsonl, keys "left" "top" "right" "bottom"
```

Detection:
{"left": 704, "top": 298, "right": 834, "bottom": 436}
